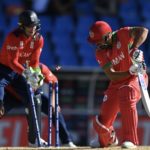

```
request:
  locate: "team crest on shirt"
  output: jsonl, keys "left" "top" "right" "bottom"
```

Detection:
{"left": 20, "top": 41, "right": 24, "bottom": 49}
{"left": 116, "top": 41, "right": 121, "bottom": 49}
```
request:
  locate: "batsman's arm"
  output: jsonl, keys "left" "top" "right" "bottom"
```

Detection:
{"left": 102, "top": 64, "right": 131, "bottom": 82}
{"left": 129, "top": 27, "right": 149, "bottom": 49}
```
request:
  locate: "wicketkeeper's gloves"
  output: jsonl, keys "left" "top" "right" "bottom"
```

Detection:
{"left": 27, "top": 72, "right": 44, "bottom": 90}
{"left": 22, "top": 67, "right": 44, "bottom": 90}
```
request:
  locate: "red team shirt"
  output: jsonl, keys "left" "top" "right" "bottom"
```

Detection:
{"left": 96, "top": 27, "right": 138, "bottom": 87}
{"left": 0, "top": 28, "right": 44, "bottom": 74}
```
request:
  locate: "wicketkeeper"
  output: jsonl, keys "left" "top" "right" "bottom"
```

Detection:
{"left": 2, "top": 63, "right": 76, "bottom": 147}
{"left": 87, "top": 21, "right": 149, "bottom": 148}
{"left": 0, "top": 10, "right": 47, "bottom": 146}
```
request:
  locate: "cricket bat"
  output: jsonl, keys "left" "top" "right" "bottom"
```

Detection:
{"left": 138, "top": 72, "right": 150, "bottom": 117}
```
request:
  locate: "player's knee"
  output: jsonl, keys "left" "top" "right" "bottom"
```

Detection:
{"left": 93, "top": 116, "right": 110, "bottom": 134}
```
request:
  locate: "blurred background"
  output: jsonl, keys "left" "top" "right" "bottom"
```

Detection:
{"left": 0, "top": 0, "right": 150, "bottom": 147}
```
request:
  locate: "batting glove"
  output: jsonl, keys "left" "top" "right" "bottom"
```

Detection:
{"left": 129, "top": 63, "right": 145, "bottom": 75}
{"left": 132, "top": 49, "right": 144, "bottom": 63}
{"left": 138, "top": 61, "right": 147, "bottom": 74}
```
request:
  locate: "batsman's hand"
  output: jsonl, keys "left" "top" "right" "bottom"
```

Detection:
{"left": 131, "top": 49, "right": 147, "bottom": 75}
{"left": 129, "top": 63, "right": 145, "bottom": 75}
{"left": 0, "top": 101, "right": 4, "bottom": 118}
{"left": 132, "top": 49, "right": 144, "bottom": 63}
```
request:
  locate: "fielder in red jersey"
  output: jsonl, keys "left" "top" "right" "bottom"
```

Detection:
{"left": 88, "top": 21, "right": 148, "bottom": 148}
{"left": 0, "top": 10, "right": 47, "bottom": 146}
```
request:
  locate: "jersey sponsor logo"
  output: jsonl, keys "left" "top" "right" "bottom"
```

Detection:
{"left": 19, "top": 52, "right": 32, "bottom": 58}
{"left": 111, "top": 51, "right": 125, "bottom": 65}
{"left": 6, "top": 45, "right": 17, "bottom": 51}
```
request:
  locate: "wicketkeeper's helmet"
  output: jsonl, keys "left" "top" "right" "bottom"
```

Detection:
{"left": 88, "top": 21, "right": 112, "bottom": 44}
{"left": 18, "top": 10, "right": 40, "bottom": 31}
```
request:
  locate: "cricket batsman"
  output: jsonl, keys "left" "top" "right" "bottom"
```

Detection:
{"left": 87, "top": 21, "right": 148, "bottom": 148}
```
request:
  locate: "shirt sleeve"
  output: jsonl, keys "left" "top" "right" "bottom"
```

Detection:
{"left": 117, "top": 27, "right": 131, "bottom": 40}
{"left": 96, "top": 49, "right": 112, "bottom": 70}
{"left": 40, "top": 63, "right": 58, "bottom": 83}
{"left": 118, "top": 27, "right": 133, "bottom": 48}
{"left": 6, "top": 35, "right": 25, "bottom": 74}
{"left": 118, "top": 27, "right": 135, "bottom": 58}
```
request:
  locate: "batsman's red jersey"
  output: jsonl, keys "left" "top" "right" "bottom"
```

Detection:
{"left": 0, "top": 28, "right": 43, "bottom": 74}
{"left": 94, "top": 27, "right": 148, "bottom": 145}
{"left": 96, "top": 27, "right": 138, "bottom": 86}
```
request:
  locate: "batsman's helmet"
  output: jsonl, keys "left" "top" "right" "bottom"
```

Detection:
{"left": 88, "top": 21, "right": 112, "bottom": 44}
{"left": 18, "top": 10, "right": 40, "bottom": 31}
